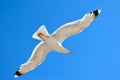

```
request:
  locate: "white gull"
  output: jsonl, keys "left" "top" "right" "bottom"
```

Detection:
{"left": 14, "top": 9, "right": 101, "bottom": 77}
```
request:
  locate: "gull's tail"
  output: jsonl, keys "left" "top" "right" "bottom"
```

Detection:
{"left": 32, "top": 25, "right": 49, "bottom": 40}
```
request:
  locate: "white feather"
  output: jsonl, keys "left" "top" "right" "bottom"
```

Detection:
{"left": 18, "top": 42, "right": 51, "bottom": 75}
{"left": 52, "top": 9, "right": 101, "bottom": 43}
{"left": 32, "top": 25, "right": 49, "bottom": 40}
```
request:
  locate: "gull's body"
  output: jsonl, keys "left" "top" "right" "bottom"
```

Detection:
{"left": 44, "top": 35, "right": 71, "bottom": 53}
{"left": 14, "top": 9, "right": 101, "bottom": 77}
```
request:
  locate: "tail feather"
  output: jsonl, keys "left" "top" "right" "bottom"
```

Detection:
{"left": 32, "top": 25, "right": 49, "bottom": 40}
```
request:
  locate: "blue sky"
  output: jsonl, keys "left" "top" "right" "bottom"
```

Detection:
{"left": 0, "top": 0, "right": 120, "bottom": 80}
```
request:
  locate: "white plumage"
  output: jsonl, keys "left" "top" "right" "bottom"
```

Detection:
{"left": 14, "top": 9, "right": 101, "bottom": 77}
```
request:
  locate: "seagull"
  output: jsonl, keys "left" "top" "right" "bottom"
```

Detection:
{"left": 14, "top": 9, "right": 101, "bottom": 77}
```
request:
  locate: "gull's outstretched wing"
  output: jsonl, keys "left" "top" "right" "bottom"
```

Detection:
{"left": 52, "top": 9, "right": 101, "bottom": 43}
{"left": 14, "top": 42, "right": 51, "bottom": 77}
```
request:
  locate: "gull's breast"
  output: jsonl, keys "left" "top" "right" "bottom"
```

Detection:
{"left": 45, "top": 37, "right": 63, "bottom": 52}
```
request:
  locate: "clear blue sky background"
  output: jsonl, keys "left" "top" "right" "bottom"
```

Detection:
{"left": 0, "top": 0, "right": 120, "bottom": 80}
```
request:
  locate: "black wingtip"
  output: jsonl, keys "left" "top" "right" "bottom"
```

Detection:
{"left": 14, "top": 70, "right": 22, "bottom": 78}
{"left": 93, "top": 9, "right": 101, "bottom": 16}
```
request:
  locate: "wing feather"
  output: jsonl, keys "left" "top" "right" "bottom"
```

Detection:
{"left": 52, "top": 9, "right": 101, "bottom": 43}
{"left": 14, "top": 42, "right": 51, "bottom": 77}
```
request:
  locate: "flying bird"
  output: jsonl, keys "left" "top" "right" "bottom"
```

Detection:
{"left": 14, "top": 9, "right": 101, "bottom": 77}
